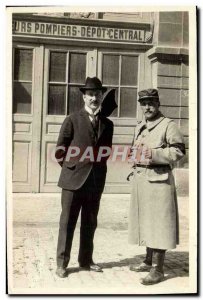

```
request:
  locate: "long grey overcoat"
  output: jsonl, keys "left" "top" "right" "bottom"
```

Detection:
{"left": 128, "top": 112, "right": 185, "bottom": 250}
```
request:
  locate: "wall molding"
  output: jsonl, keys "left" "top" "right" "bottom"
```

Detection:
{"left": 147, "top": 46, "right": 189, "bottom": 63}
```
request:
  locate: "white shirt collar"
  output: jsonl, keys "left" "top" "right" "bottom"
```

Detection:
{"left": 85, "top": 105, "right": 100, "bottom": 116}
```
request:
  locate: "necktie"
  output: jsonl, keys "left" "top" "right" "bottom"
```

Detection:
{"left": 91, "top": 114, "right": 99, "bottom": 127}
{"left": 91, "top": 113, "right": 100, "bottom": 137}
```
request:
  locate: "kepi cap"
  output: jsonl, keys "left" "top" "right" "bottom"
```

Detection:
{"left": 138, "top": 89, "right": 159, "bottom": 102}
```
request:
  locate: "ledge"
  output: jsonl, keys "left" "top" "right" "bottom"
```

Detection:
{"left": 12, "top": 35, "right": 154, "bottom": 50}
{"left": 147, "top": 46, "right": 189, "bottom": 63}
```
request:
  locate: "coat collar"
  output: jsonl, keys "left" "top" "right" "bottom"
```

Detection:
{"left": 145, "top": 112, "right": 165, "bottom": 130}
{"left": 79, "top": 108, "right": 106, "bottom": 141}
{"left": 79, "top": 108, "right": 93, "bottom": 133}
{"left": 134, "top": 112, "right": 165, "bottom": 139}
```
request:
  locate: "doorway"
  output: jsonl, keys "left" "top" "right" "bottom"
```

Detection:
{"left": 12, "top": 43, "right": 141, "bottom": 192}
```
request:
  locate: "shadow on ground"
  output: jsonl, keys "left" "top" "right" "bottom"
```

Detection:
{"left": 99, "top": 251, "right": 189, "bottom": 279}
{"left": 54, "top": 251, "right": 189, "bottom": 283}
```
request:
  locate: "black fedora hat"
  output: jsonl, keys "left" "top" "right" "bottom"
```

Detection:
{"left": 80, "top": 77, "right": 107, "bottom": 93}
{"left": 138, "top": 88, "right": 159, "bottom": 102}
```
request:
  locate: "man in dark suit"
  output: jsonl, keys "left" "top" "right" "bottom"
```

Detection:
{"left": 55, "top": 77, "right": 114, "bottom": 277}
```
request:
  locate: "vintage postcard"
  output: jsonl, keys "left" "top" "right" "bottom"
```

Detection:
{"left": 6, "top": 6, "right": 197, "bottom": 295}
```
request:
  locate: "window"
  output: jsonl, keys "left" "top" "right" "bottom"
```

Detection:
{"left": 101, "top": 53, "right": 139, "bottom": 117}
{"left": 13, "top": 48, "right": 33, "bottom": 114}
{"left": 48, "top": 51, "right": 87, "bottom": 115}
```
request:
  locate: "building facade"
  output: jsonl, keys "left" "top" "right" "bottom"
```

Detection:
{"left": 12, "top": 11, "right": 189, "bottom": 193}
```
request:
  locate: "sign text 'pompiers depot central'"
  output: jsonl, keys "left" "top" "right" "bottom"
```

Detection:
{"left": 13, "top": 20, "right": 146, "bottom": 43}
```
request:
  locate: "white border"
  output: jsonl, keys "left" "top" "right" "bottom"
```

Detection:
{"left": 2, "top": 3, "right": 199, "bottom": 297}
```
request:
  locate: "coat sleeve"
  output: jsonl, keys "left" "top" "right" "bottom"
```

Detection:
{"left": 108, "top": 121, "right": 114, "bottom": 149}
{"left": 151, "top": 121, "right": 185, "bottom": 164}
{"left": 104, "top": 120, "right": 114, "bottom": 161}
{"left": 55, "top": 116, "right": 74, "bottom": 167}
{"left": 98, "top": 120, "right": 114, "bottom": 164}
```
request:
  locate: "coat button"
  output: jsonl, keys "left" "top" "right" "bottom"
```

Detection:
{"left": 137, "top": 170, "right": 141, "bottom": 174}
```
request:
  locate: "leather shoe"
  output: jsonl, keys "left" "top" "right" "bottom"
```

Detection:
{"left": 140, "top": 267, "right": 164, "bottom": 285}
{"left": 130, "top": 262, "right": 152, "bottom": 272}
{"left": 80, "top": 263, "right": 103, "bottom": 272}
{"left": 56, "top": 267, "right": 68, "bottom": 278}
{"left": 90, "top": 263, "right": 103, "bottom": 272}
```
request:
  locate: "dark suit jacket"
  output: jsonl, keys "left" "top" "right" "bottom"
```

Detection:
{"left": 55, "top": 108, "right": 114, "bottom": 192}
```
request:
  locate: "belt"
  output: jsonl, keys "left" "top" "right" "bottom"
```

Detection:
{"left": 127, "top": 164, "right": 171, "bottom": 181}
{"left": 135, "top": 164, "right": 171, "bottom": 169}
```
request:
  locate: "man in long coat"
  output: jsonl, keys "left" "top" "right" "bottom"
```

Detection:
{"left": 55, "top": 77, "right": 115, "bottom": 277}
{"left": 128, "top": 89, "right": 185, "bottom": 285}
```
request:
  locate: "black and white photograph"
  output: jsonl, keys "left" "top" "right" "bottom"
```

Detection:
{"left": 6, "top": 6, "right": 197, "bottom": 295}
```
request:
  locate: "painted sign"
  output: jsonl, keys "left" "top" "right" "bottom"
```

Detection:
{"left": 13, "top": 20, "right": 147, "bottom": 43}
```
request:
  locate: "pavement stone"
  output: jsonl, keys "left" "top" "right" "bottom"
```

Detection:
{"left": 8, "top": 194, "right": 195, "bottom": 294}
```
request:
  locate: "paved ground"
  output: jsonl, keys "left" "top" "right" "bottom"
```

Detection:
{"left": 8, "top": 193, "right": 195, "bottom": 295}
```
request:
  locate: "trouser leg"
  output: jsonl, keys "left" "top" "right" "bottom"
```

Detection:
{"left": 78, "top": 191, "right": 101, "bottom": 266}
{"left": 56, "top": 189, "right": 81, "bottom": 268}
{"left": 153, "top": 248, "right": 166, "bottom": 273}
{"left": 140, "top": 248, "right": 166, "bottom": 285}
{"left": 143, "top": 247, "right": 153, "bottom": 266}
{"left": 129, "top": 246, "right": 153, "bottom": 272}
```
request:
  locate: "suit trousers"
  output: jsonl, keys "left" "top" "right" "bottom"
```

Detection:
{"left": 56, "top": 171, "right": 101, "bottom": 268}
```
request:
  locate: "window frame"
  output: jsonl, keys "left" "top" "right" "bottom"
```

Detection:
{"left": 46, "top": 48, "right": 88, "bottom": 116}
{"left": 12, "top": 45, "right": 35, "bottom": 115}
{"left": 97, "top": 50, "right": 141, "bottom": 120}
{"left": 44, "top": 46, "right": 142, "bottom": 121}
